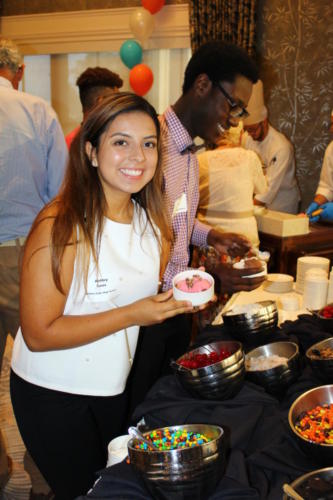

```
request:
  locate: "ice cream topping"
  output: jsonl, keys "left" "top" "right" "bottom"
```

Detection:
{"left": 175, "top": 274, "right": 212, "bottom": 293}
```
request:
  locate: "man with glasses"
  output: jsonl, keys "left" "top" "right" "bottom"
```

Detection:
{"left": 243, "top": 80, "right": 300, "bottom": 213}
{"left": 128, "top": 41, "right": 265, "bottom": 416}
{"left": 214, "top": 80, "right": 250, "bottom": 122}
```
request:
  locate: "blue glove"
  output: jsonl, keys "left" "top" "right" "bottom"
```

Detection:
{"left": 319, "top": 202, "right": 333, "bottom": 221}
{"left": 306, "top": 201, "right": 320, "bottom": 223}
{"left": 306, "top": 201, "right": 319, "bottom": 215}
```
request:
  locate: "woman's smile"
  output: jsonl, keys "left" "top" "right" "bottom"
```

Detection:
{"left": 119, "top": 168, "right": 144, "bottom": 179}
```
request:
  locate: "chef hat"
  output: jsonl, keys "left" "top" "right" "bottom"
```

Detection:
{"left": 242, "top": 80, "right": 267, "bottom": 126}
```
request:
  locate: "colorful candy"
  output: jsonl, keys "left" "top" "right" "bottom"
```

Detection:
{"left": 295, "top": 403, "right": 333, "bottom": 444}
{"left": 178, "top": 348, "right": 232, "bottom": 369}
{"left": 134, "top": 428, "right": 211, "bottom": 451}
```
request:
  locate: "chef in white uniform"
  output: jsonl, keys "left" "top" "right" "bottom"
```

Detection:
{"left": 306, "top": 111, "right": 333, "bottom": 222}
{"left": 242, "top": 80, "right": 300, "bottom": 214}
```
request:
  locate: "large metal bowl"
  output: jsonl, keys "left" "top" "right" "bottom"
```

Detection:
{"left": 171, "top": 340, "right": 245, "bottom": 400}
{"left": 128, "top": 424, "right": 225, "bottom": 500}
{"left": 245, "top": 341, "right": 301, "bottom": 395}
{"left": 221, "top": 300, "right": 278, "bottom": 345}
{"left": 282, "top": 467, "right": 333, "bottom": 499}
{"left": 288, "top": 385, "right": 333, "bottom": 465}
{"left": 306, "top": 337, "right": 333, "bottom": 383}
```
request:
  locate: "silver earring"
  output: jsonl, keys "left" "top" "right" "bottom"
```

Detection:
{"left": 92, "top": 159, "right": 98, "bottom": 167}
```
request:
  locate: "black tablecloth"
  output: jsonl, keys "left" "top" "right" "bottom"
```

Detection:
{"left": 77, "top": 314, "right": 333, "bottom": 500}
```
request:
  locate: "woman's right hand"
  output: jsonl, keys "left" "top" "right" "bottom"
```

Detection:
{"left": 129, "top": 289, "right": 194, "bottom": 326}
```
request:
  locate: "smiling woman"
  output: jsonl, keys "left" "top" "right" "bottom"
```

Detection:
{"left": 85, "top": 110, "right": 159, "bottom": 221}
{"left": 9, "top": 92, "right": 194, "bottom": 500}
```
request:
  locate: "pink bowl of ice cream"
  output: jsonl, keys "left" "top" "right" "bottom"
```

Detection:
{"left": 173, "top": 270, "right": 214, "bottom": 306}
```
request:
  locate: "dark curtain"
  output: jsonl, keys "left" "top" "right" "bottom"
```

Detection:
{"left": 189, "top": 0, "right": 258, "bottom": 56}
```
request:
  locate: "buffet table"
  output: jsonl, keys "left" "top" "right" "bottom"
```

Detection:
{"left": 78, "top": 288, "right": 333, "bottom": 500}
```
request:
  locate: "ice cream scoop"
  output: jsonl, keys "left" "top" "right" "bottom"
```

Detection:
{"left": 176, "top": 274, "right": 212, "bottom": 293}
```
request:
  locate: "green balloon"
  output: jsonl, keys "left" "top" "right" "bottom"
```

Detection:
{"left": 120, "top": 40, "right": 143, "bottom": 69}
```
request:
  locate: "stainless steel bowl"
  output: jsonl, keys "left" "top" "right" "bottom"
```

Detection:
{"left": 128, "top": 424, "right": 225, "bottom": 500}
{"left": 306, "top": 337, "right": 333, "bottom": 383}
{"left": 245, "top": 341, "right": 301, "bottom": 395}
{"left": 171, "top": 340, "right": 245, "bottom": 400}
{"left": 221, "top": 300, "right": 278, "bottom": 345}
{"left": 288, "top": 385, "right": 333, "bottom": 464}
{"left": 282, "top": 467, "right": 333, "bottom": 499}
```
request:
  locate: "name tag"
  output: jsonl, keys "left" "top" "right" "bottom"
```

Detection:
{"left": 87, "top": 276, "right": 117, "bottom": 299}
{"left": 173, "top": 192, "right": 187, "bottom": 216}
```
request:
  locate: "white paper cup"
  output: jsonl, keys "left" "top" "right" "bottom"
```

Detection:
{"left": 303, "top": 275, "right": 329, "bottom": 311}
{"left": 278, "top": 294, "right": 300, "bottom": 311}
{"left": 107, "top": 435, "right": 130, "bottom": 467}
{"left": 173, "top": 270, "right": 214, "bottom": 306}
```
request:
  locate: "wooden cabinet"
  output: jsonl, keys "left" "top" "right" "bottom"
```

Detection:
{"left": 259, "top": 222, "right": 333, "bottom": 278}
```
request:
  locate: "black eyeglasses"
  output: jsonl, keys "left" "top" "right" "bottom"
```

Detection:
{"left": 215, "top": 81, "right": 249, "bottom": 119}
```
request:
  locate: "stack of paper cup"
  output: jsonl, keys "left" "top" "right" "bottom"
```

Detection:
{"left": 295, "top": 256, "right": 330, "bottom": 294}
{"left": 302, "top": 270, "right": 329, "bottom": 311}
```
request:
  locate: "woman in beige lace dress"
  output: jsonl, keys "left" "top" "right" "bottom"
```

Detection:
{"left": 198, "top": 129, "right": 267, "bottom": 248}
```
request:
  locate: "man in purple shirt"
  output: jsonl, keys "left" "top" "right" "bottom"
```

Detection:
{"left": 128, "top": 41, "right": 265, "bottom": 415}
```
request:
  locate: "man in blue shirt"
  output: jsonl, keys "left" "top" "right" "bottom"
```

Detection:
{"left": 0, "top": 38, "right": 67, "bottom": 368}
{"left": 0, "top": 38, "right": 67, "bottom": 498}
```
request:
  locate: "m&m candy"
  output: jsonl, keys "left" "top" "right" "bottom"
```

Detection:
{"left": 134, "top": 428, "right": 211, "bottom": 451}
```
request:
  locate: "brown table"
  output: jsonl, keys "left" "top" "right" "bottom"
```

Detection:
{"left": 259, "top": 222, "right": 333, "bottom": 278}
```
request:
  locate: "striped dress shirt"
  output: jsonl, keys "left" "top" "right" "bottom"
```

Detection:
{"left": 160, "top": 106, "right": 211, "bottom": 290}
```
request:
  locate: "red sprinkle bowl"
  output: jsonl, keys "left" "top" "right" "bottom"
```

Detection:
{"left": 171, "top": 340, "right": 245, "bottom": 400}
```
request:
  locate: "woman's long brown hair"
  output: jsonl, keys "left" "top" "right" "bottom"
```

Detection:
{"left": 31, "top": 92, "right": 172, "bottom": 293}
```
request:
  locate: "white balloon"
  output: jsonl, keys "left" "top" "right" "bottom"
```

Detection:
{"left": 129, "top": 8, "right": 154, "bottom": 43}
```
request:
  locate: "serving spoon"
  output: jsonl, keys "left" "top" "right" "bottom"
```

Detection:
{"left": 282, "top": 483, "right": 304, "bottom": 500}
{"left": 128, "top": 426, "right": 157, "bottom": 450}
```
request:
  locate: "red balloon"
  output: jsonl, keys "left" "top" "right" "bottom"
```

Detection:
{"left": 141, "top": 0, "right": 165, "bottom": 15}
{"left": 129, "top": 64, "right": 154, "bottom": 96}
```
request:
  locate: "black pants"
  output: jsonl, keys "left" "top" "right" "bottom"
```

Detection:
{"left": 10, "top": 370, "right": 128, "bottom": 500}
{"left": 127, "top": 314, "right": 191, "bottom": 421}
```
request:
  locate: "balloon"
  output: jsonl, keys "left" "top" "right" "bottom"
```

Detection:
{"left": 129, "top": 64, "right": 154, "bottom": 96}
{"left": 129, "top": 8, "right": 154, "bottom": 43}
{"left": 120, "top": 40, "right": 142, "bottom": 69}
{"left": 141, "top": 0, "right": 165, "bottom": 14}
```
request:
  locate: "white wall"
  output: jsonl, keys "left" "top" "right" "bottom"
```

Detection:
{"left": 21, "top": 48, "right": 191, "bottom": 135}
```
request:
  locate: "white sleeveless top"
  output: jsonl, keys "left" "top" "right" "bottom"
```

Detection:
{"left": 11, "top": 205, "right": 161, "bottom": 396}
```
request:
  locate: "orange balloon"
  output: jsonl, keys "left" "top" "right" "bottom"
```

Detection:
{"left": 142, "top": 0, "right": 165, "bottom": 14}
{"left": 129, "top": 64, "right": 154, "bottom": 96}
